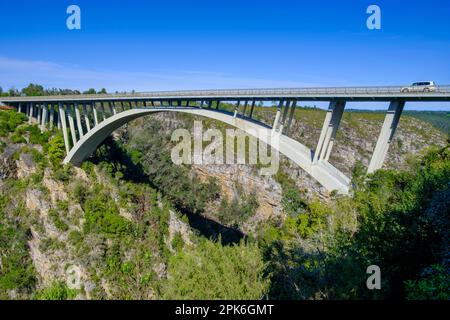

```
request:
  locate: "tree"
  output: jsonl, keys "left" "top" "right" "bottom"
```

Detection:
{"left": 84, "top": 88, "right": 96, "bottom": 94}
{"left": 99, "top": 88, "right": 107, "bottom": 94}
{"left": 48, "top": 134, "right": 66, "bottom": 167}
{"left": 8, "top": 87, "right": 19, "bottom": 97}
{"left": 21, "top": 83, "right": 45, "bottom": 96}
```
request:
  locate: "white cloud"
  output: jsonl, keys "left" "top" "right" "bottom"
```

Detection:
{"left": 0, "top": 56, "right": 308, "bottom": 92}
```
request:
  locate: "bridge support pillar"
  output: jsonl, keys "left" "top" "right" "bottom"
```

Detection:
{"left": 313, "top": 100, "right": 346, "bottom": 163}
{"left": 279, "top": 100, "right": 291, "bottom": 134}
{"left": 92, "top": 102, "right": 99, "bottom": 126}
{"left": 83, "top": 103, "right": 91, "bottom": 132}
{"left": 249, "top": 100, "right": 256, "bottom": 119}
{"left": 59, "top": 103, "right": 70, "bottom": 154}
{"left": 57, "top": 107, "right": 62, "bottom": 129}
{"left": 49, "top": 104, "right": 54, "bottom": 129}
{"left": 368, "top": 100, "right": 405, "bottom": 173}
{"left": 74, "top": 103, "right": 84, "bottom": 138}
{"left": 18, "top": 103, "right": 22, "bottom": 113}
{"left": 37, "top": 103, "right": 42, "bottom": 124}
{"left": 233, "top": 100, "right": 240, "bottom": 118}
{"left": 242, "top": 100, "right": 249, "bottom": 116}
{"left": 41, "top": 103, "right": 48, "bottom": 131}
{"left": 109, "top": 102, "right": 116, "bottom": 115}
{"left": 67, "top": 104, "right": 78, "bottom": 145}
{"left": 272, "top": 100, "right": 284, "bottom": 133}
{"left": 29, "top": 103, "right": 34, "bottom": 123}
{"left": 285, "top": 100, "right": 297, "bottom": 136}
{"left": 100, "top": 102, "right": 106, "bottom": 121}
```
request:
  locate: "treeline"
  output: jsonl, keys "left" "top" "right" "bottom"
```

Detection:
{"left": 0, "top": 83, "right": 116, "bottom": 97}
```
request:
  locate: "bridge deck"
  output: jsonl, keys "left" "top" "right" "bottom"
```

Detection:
{"left": 2, "top": 85, "right": 450, "bottom": 103}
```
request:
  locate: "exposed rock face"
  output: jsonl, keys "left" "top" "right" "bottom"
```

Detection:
{"left": 193, "top": 163, "right": 284, "bottom": 232}
{"left": 167, "top": 210, "right": 193, "bottom": 251}
{"left": 16, "top": 153, "right": 36, "bottom": 179}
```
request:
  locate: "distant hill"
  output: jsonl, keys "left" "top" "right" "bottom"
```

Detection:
{"left": 404, "top": 111, "right": 450, "bottom": 135}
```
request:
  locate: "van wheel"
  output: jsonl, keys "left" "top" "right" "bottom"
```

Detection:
{"left": 424, "top": 88, "right": 430, "bottom": 92}
{"left": 401, "top": 88, "right": 408, "bottom": 93}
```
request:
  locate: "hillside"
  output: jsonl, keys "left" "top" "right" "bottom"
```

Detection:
{"left": 0, "top": 108, "right": 449, "bottom": 300}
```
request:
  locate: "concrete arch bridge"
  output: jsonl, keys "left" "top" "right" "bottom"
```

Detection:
{"left": 2, "top": 85, "right": 450, "bottom": 194}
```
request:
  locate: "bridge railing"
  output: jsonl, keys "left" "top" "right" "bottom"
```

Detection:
{"left": 2, "top": 86, "right": 450, "bottom": 101}
{"left": 109, "top": 85, "right": 450, "bottom": 97}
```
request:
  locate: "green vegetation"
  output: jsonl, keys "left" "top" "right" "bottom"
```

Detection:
{"left": 260, "top": 144, "right": 450, "bottom": 299}
{"left": 406, "top": 111, "right": 450, "bottom": 135}
{"left": 0, "top": 110, "right": 27, "bottom": 136}
{"left": 0, "top": 197, "right": 36, "bottom": 298}
{"left": 47, "top": 134, "right": 66, "bottom": 167}
{"left": 162, "top": 239, "right": 269, "bottom": 299}
{"left": 35, "top": 281, "right": 77, "bottom": 300}
{"left": 0, "top": 101, "right": 448, "bottom": 300}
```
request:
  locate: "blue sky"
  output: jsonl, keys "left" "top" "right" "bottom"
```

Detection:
{"left": 0, "top": 0, "right": 449, "bottom": 109}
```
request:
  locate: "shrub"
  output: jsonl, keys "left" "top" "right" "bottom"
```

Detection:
{"left": 35, "top": 281, "right": 77, "bottom": 300}
{"left": 48, "top": 134, "right": 66, "bottom": 167}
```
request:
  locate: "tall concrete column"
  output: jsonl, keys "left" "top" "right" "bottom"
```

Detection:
{"left": 233, "top": 100, "right": 240, "bottom": 118}
{"left": 74, "top": 103, "right": 84, "bottom": 138}
{"left": 249, "top": 100, "right": 256, "bottom": 119}
{"left": 49, "top": 104, "right": 55, "bottom": 129}
{"left": 285, "top": 100, "right": 297, "bottom": 136}
{"left": 272, "top": 100, "right": 284, "bottom": 133}
{"left": 109, "top": 101, "right": 116, "bottom": 115}
{"left": 67, "top": 104, "right": 78, "bottom": 145}
{"left": 279, "top": 100, "right": 291, "bottom": 134}
{"left": 41, "top": 103, "right": 48, "bottom": 131}
{"left": 58, "top": 103, "right": 70, "bottom": 154}
{"left": 83, "top": 103, "right": 91, "bottom": 132}
{"left": 100, "top": 102, "right": 106, "bottom": 121}
{"left": 313, "top": 100, "right": 346, "bottom": 163}
{"left": 368, "top": 100, "right": 405, "bottom": 173}
{"left": 29, "top": 103, "right": 34, "bottom": 123}
{"left": 37, "top": 103, "right": 42, "bottom": 124}
{"left": 242, "top": 100, "right": 249, "bottom": 116}
{"left": 26, "top": 103, "right": 30, "bottom": 118}
{"left": 92, "top": 102, "right": 99, "bottom": 126}
{"left": 57, "top": 107, "right": 62, "bottom": 129}
{"left": 18, "top": 103, "right": 22, "bottom": 113}
{"left": 215, "top": 100, "right": 220, "bottom": 109}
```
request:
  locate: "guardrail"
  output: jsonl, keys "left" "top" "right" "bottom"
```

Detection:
{"left": 2, "top": 86, "right": 450, "bottom": 100}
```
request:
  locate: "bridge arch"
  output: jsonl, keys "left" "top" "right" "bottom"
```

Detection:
{"left": 63, "top": 107, "right": 351, "bottom": 194}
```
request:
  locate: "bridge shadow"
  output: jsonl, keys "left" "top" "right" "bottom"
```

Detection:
{"left": 89, "top": 136, "right": 245, "bottom": 245}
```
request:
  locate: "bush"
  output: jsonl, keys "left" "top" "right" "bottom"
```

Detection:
{"left": 83, "top": 190, "right": 133, "bottom": 237}
{"left": 48, "top": 134, "right": 66, "bottom": 167}
{"left": 35, "top": 281, "right": 77, "bottom": 300}
{"left": 10, "top": 133, "right": 26, "bottom": 144}
{"left": 0, "top": 220, "right": 36, "bottom": 296}
{"left": 405, "top": 263, "right": 450, "bottom": 300}
{"left": 48, "top": 209, "right": 69, "bottom": 232}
